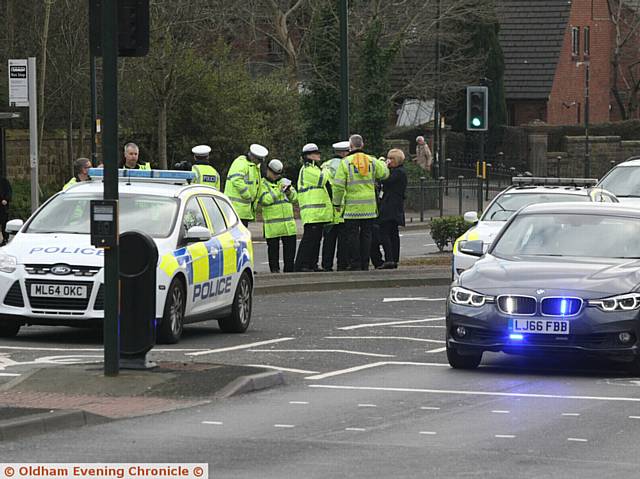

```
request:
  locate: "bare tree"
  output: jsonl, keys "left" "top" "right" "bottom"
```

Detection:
{"left": 609, "top": 0, "right": 640, "bottom": 120}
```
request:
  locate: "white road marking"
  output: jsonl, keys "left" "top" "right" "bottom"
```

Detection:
{"left": 202, "top": 421, "right": 223, "bottom": 425}
{"left": 289, "top": 401, "right": 309, "bottom": 405}
{"left": 338, "top": 317, "right": 445, "bottom": 331}
{"left": 0, "top": 346, "right": 206, "bottom": 352}
{"left": 492, "top": 410, "right": 510, "bottom": 414}
{"left": 305, "top": 361, "right": 449, "bottom": 380}
{"left": 391, "top": 325, "right": 445, "bottom": 329}
{"left": 308, "top": 384, "right": 640, "bottom": 403}
{"left": 351, "top": 314, "right": 364, "bottom": 317}
{"left": 382, "top": 298, "right": 446, "bottom": 303}
{"left": 0, "top": 373, "right": 20, "bottom": 377}
{"left": 419, "top": 431, "right": 437, "bottom": 435}
{"left": 427, "top": 347, "right": 447, "bottom": 354}
{"left": 358, "top": 404, "right": 377, "bottom": 408}
{"left": 561, "top": 413, "right": 581, "bottom": 417}
{"left": 274, "top": 424, "right": 295, "bottom": 428}
{"left": 495, "top": 435, "right": 516, "bottom": 439}
{"left": 420, "top": 407, "right": 440, "bottom": 411}
{"left": 186, "top": 338, "right": 294, "bottom": 356}
{"left": 399, "top": 232, "right": 430, "bottom": 237}
{"left": 345, "top": 427, "right": 366, "bottom": 431}
{"left": 244, "top": 364, "right": 318, "bottom": 374}
{"left": 629, "top": 415, "right": 640, "bottom": 419}
{"left": 423, "top": 243, "right": 437, "bottom": 247}
{"left": 325, "top": 336, "right": 445, "bottom": 344}
{"left": 567, "top": 438, "right": 588, "bottom": 442}
{"left": 250, "top": 349, "right": 395, "bottom": 358}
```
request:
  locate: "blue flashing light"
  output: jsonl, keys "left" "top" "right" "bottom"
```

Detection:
{"left": 560, "top": 299, "right": 567, "bottom": 316}
{"left": 509, "top": 333, "right": 524, "bottom": 341}
{"left": 88, "top": 168, "right": 195, "bottom": 182}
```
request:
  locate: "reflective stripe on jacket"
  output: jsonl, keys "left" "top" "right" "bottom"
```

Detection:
{"left": 297, "top": 162, "right": 333, "bottom": 225}
{"left": 258, "top": 178, "right": 298, "bottom": 239}
{"left": 332, "top": 152, "right": 389, "bottom": 220}
{"left": 192, "top": 164, "right": 221, "bottom": 191}
{"left": 223, "top": 155, "right": 261, "bottom": 221}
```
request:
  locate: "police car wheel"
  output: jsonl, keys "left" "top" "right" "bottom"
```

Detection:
{"left": 218, "top": 272, "right": 252, "bottom": 333}
{"left": 158, "top": 278, "right": 185, "bottom": 344}
{"left": 446, "top": 342, "right": 482, "bottom": 370}
{"left": 0, "top": 319, "right": 21, "bottom": 338}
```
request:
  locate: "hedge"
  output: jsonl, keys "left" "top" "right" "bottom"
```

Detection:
{"left": 429, "top": 216, "right": 473, "bottom": 252}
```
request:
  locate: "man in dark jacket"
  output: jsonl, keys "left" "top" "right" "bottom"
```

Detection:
{"left": 378, "top": 149, "right": 408, "bottom": 269}
{"left": 0, "top": 176, "right": 12, "bottom": 246}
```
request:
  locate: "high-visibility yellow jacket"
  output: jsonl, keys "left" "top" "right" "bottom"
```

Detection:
{"left": 121, "top": 161, "right": 151, "bottom": 170}
{"left": 224, "top": 155, "right": 261, "bottom": 221}
{"left": 63, "top": 177, "right": 77, "bottom": 191}
{"left": 332, "top": 150, "right": 389, "bottom": 220}
{"left": 297, "top": 162, "right": 333, "bottom": 225}
{"left": 321, "top": 157, "right": 345, "bottom": 225}
{"left": 192, "top": 163, "right": 221, "bottom": 191}
{"left": 258, "top": 178, "right": 297, "bottom": 239}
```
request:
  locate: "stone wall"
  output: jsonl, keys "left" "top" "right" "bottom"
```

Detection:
{"left": 4, "top": 129, "right": 91, "bottom": 186}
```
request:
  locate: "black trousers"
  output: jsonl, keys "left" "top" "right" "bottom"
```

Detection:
{"left": 266, "top": 235, "right": 297, "bottom": 273}
{"left": 380, "top": 221, "right": 401, "bottom": 264}
{"left": 344, "top": 219, "right": 374, "bottom": 271}
{"left": 294, "top": 223, "right": 326, "bottom": 271}
{"left": 370, "top": 222, "right": 384, "bottom": 268}
{"left": 241, "top": 219, "right": 250, "bottom": 227}
{"left": 321, "top": 223, "right": 348, "bottom": 271}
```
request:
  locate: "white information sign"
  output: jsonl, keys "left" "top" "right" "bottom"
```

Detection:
{"left": 8, "top": 59, "right": 29, "bottom": 107}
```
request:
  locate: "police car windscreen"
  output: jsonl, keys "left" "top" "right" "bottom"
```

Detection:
{"left": 483, "top": 193, "right": 589, "bottom": 221}
{"left": 598, "top": 166, "right": 640, "bottom": 197}
{"left": 491, "top": 213, "right": 640, "bottom": 259}
{"left": 26, "top": 194, "right": 178, "bottom": 237}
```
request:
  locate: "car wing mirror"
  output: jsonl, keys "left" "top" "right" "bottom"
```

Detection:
{"left": 459, "top": 239, "right": 484, "bottom": 257}
{"left": 5, "top": 219, "right": 23, "bottom": 234}
{"left": 185, "top": 226, "right": 211, "bottom": 243}
{"left": 463, "top": 211, "right": 479, "bottom": 224}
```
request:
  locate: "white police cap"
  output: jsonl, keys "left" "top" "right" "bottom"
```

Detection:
{"left": 192, "top": 144, "right": 211, "bottom": 156}
{"left": 268, "top": 159, "right": 284, "bottom": 174}
{"left": 302, "top": 143, "right": 320, "bottom": 154}
{"left": 332, "top": 141, "right": 350, "bottom": 151}
{"left": 249, "top": 144, "right": 269, "bottom": 160}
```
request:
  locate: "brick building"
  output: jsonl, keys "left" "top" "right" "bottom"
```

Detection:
{"left": 499, "top": 0, "right": 637, "bottom": 126}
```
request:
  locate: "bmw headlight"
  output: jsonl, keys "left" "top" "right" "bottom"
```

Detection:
{"left": 0, "top": 254, "right": 17, "bottom": 273}
{"left": 588, "top": 293, "right": 640, "bottom": 312}
{"left": 449, "top": 286, "right": 493, "bottom": 307}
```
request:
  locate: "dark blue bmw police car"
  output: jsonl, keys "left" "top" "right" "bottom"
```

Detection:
{"left": 447, "top": 202, "right": 640, "bottom": 372}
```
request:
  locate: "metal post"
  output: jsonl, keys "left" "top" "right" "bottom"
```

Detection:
{"left": 444, "top": 158, "right": 451, "bottom": 195}
{"left": 458, "top": 175, "right": 464, "bottom": 216}
{"left": 556, "top": 155, "right": 562, "bottom": 177}
{"left": 28, "top": 57, "right": 38, "bottom": 213}
{"left": 433, "top": 0, "right": 442, "bottom": 175}
{"left": 419, "top": 176, "right": 426, "bottom": 222}
{"left": 485, "top": 163, "right": 491, "bottom": 201}
{"left": 90, "top": 54, "right": 98, "bottom": 166}
{"left": 477, "top": 175, "right": 483, "bottom": 213}
{"left": 102, "top": 0, "right": 120, "bottom": 376}
{"left": 339, "top": 0, "right": 349, "bottom": 139}
{"left": 438, "top": 177, "right": 445, "bottom": 217}
{"left": 584, "top": 62, "right": 590, "bottom": 178}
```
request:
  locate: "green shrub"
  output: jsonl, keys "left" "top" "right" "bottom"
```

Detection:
{"left": 9, "top": 180, "right": 60, "bottom": 220}
{"left": 429, "top": 216, "right": 472, "bottom": 252}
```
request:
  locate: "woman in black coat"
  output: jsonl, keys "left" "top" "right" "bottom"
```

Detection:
{"left": 378, "top": 149, "right": 408, "bottom": 269}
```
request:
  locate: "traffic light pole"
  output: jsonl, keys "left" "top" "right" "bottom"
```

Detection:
{"left": 339, "top": 0, "right": 349, "bottom": 139}
{"left": 101, "top": 0, "right": 120, "bottom": 376}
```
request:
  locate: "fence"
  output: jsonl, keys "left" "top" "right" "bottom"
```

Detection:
{"left": 406, "top": 176, "right": 504, "bottom": 220}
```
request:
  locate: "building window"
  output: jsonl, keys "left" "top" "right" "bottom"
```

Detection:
{"left": 572, "top": 27, "right": 580, "bottom": 56}
{"left": 584, "top": 27, "right": 590, "bottom": 56}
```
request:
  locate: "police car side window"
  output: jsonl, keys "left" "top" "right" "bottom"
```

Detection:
{"left": 182, "top": 198, "right": 207, "bottom": 232}
{"left": 215, "top": 197, "right": 238, "bottom": 228}
{"left": 200, "top": 196, "right": 227, "bottom": 234}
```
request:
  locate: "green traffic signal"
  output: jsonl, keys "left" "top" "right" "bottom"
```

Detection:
{"left": 472, "top": 117, "right": 482, "bottom": 128}
{"left": 466, "top": 86, "right": 489, "bottom": 131}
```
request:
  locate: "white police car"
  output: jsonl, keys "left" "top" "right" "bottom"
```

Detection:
{"left": 0, "top": 169, "right": 254, "bottom": 343}
{"left": 452, "top": 177, "right": 618, "bottom": 280}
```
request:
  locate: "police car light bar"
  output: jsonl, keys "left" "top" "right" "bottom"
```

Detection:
{"left": 512, "top": 177, "right": 598, "bottom": 187}
{"left": 88, "top": 168, "right": 195, "bottom": 184}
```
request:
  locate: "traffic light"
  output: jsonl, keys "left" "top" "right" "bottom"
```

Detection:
{"left": 90, "top": 0, "right": 149, "bottom": 57}
{"left": 466, "top": 86, "right": 489, "bottom": 131}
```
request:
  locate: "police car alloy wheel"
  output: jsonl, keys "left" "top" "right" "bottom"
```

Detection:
{"left": 158, "top": 278, "right": 186, "bottom": 344}
{"left": 446, "top": 337, "right": 482, "bottom": 370}
{"left": 218, "top": 271, "right": 252, "bottom": 333}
